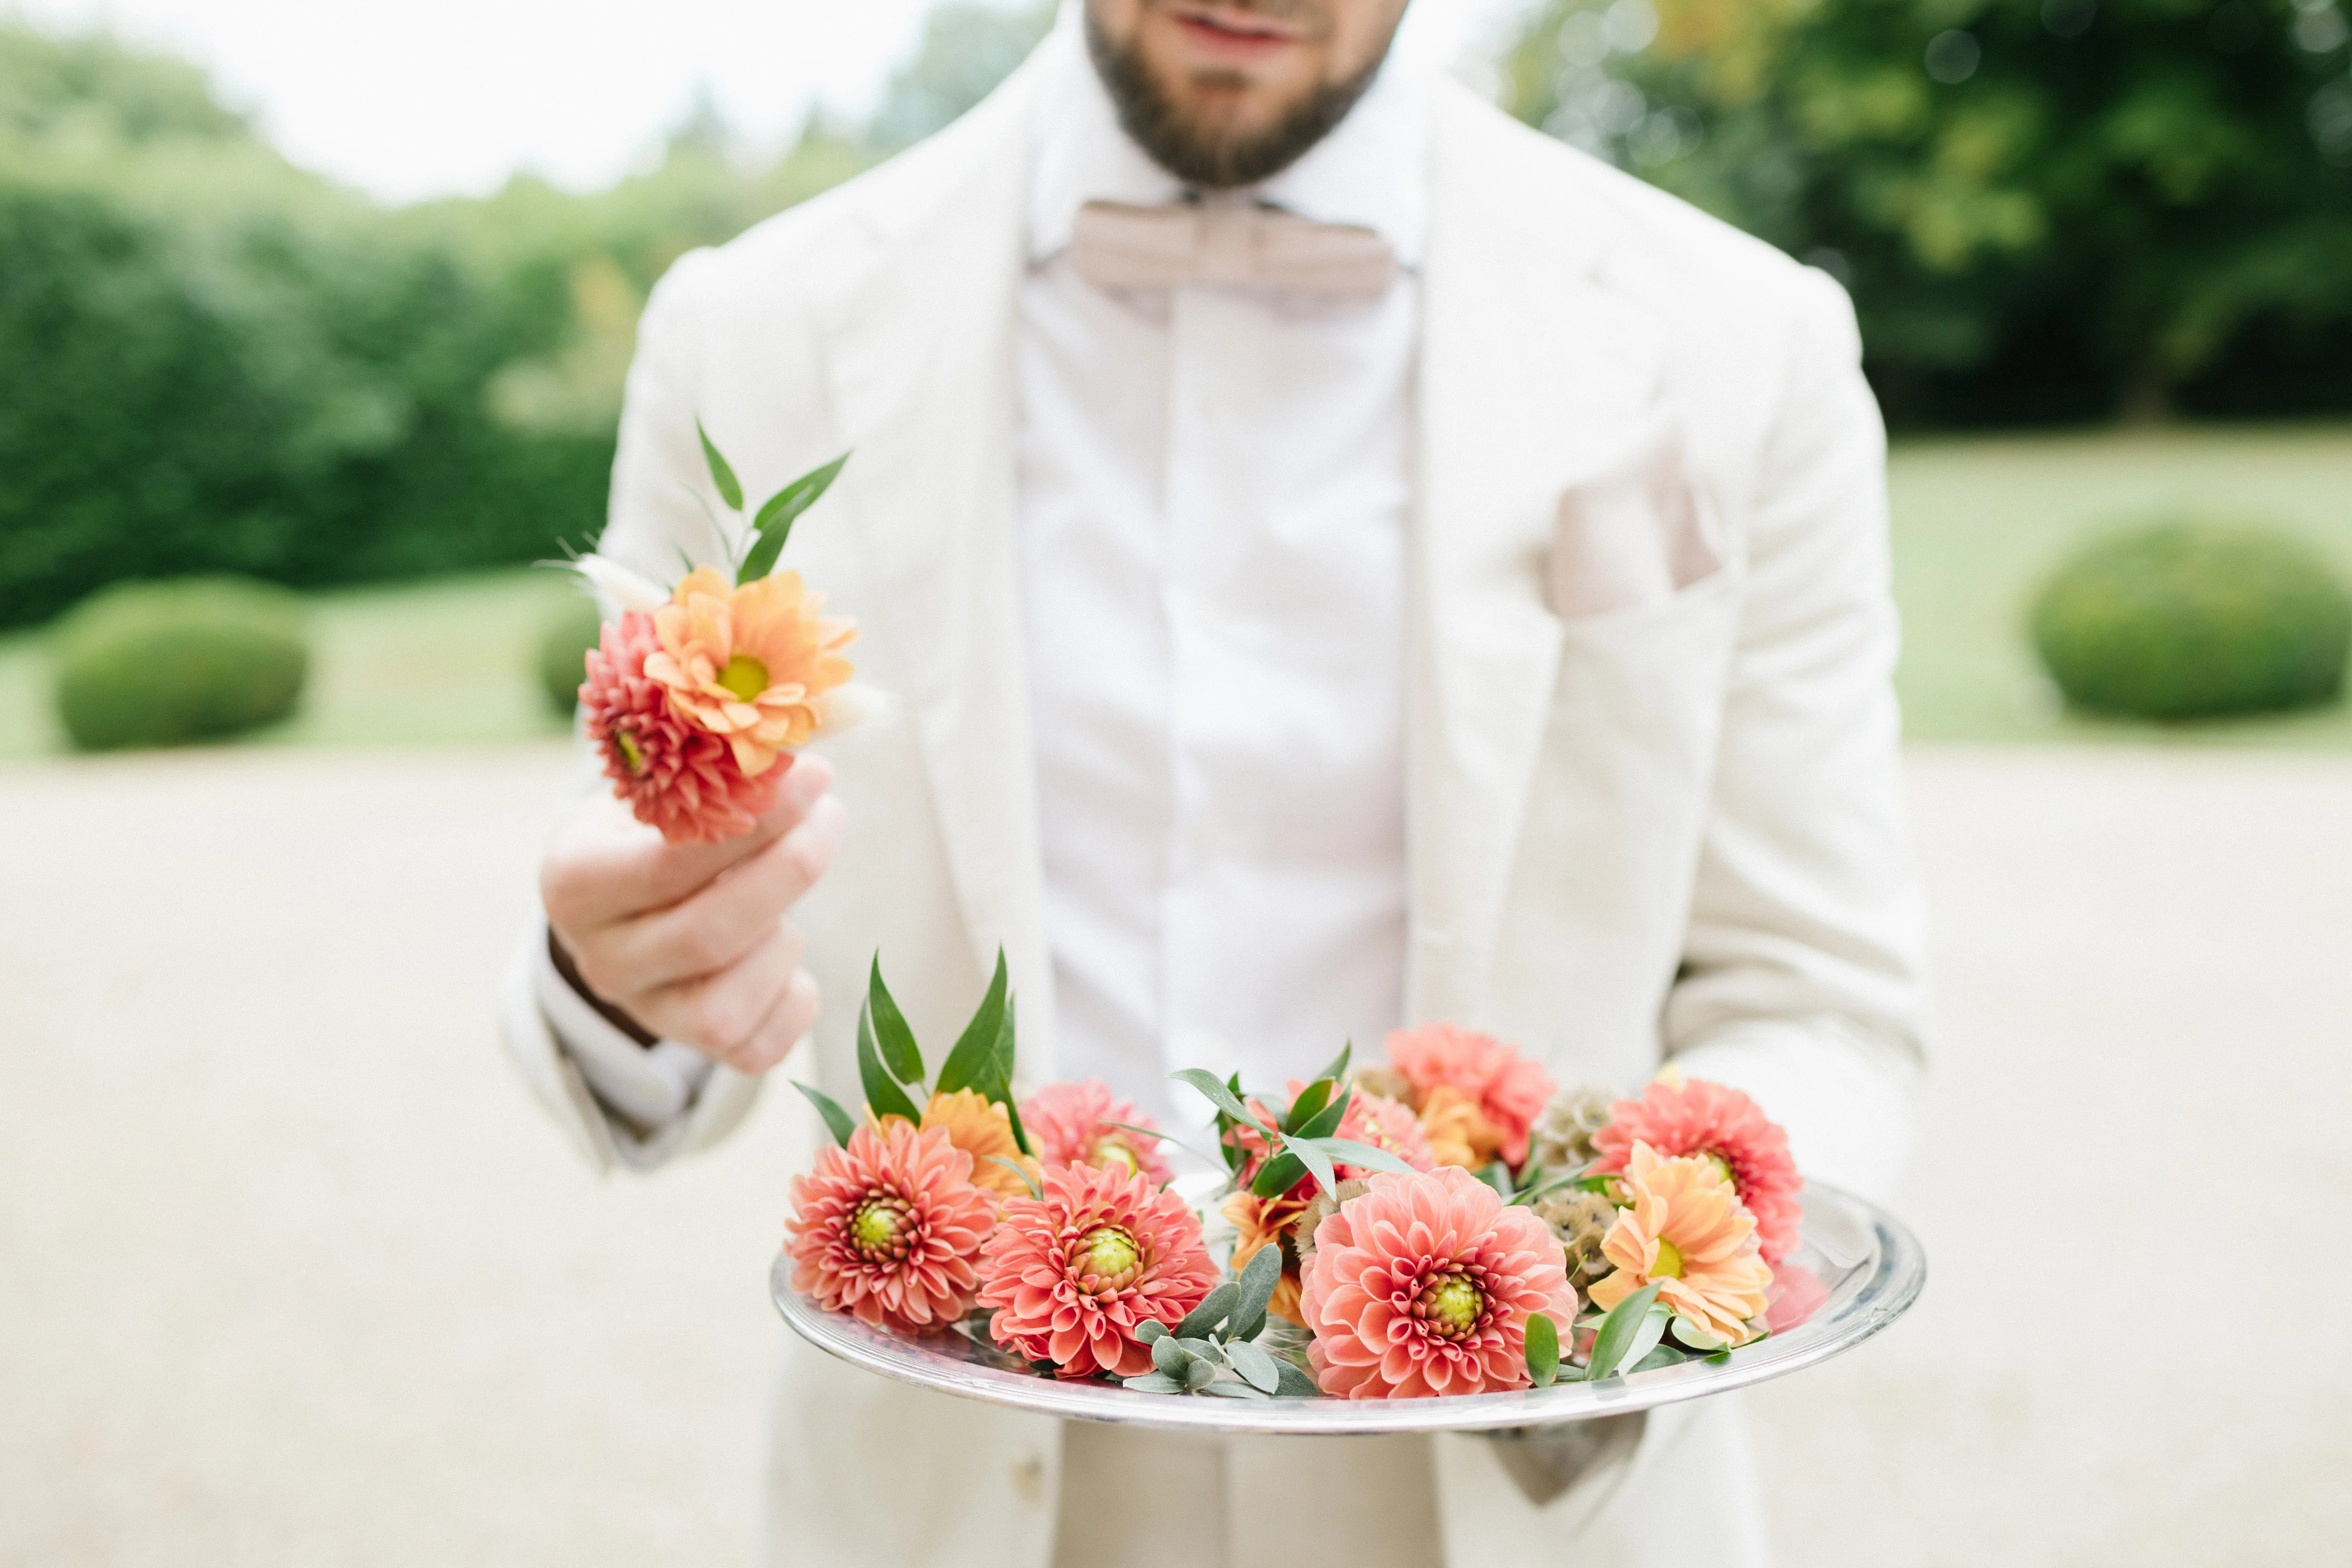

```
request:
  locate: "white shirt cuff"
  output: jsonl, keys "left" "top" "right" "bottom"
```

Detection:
{"left": 1671, "top": 1018, "right": 1921, "bottom": 1203}
{"left": 529, "top": 917, "right": 715, "bottom": 1133}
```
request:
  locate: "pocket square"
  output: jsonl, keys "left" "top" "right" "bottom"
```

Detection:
{"left": 1548, "top": 420, "right": 1722, "bottom": 619}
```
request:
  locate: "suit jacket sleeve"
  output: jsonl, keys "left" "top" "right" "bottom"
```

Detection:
{"left": 1663, "top": 268, "right": 1928, "bottom": 1202}
{"left": 495, "top": 250, "right": 767, "bottom": 1173}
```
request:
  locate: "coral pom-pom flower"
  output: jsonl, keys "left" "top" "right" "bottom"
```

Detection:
{"left": 1592, "top": 1073, "right": 1803, "bottom": 1264}
{"left": 1587, "top": 1141, "right": 1773, "bottom": 1347}
{"left": 979, "top": 1163, "right": 1219, "bottom": 1379}
{"left": 644, "top": 566, "right": 856, "bottom": 776}
{"left": 785, "top": 1120, "right": 997, "bottom": 1336}
{"left": 1384, "top": 1024, "right": 1557, "bottom": 1166}
{"left": 1299, "top": 1166, "right": 1574, "bottom": 1400}
{"left": 1019, "top": 1078, "right": 1175, "bottom": 1188}
{"left": 581, "top": 610, "right": 784, "bottom": 845}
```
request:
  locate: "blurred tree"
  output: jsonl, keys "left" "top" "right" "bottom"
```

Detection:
{"left": 1497, "top": 0, "right": 2352, "bottom": 425}
{"left": 868, "top": 0, "right": 1056, "bottom": 148}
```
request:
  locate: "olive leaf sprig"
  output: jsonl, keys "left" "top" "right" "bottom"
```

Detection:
{"left": 1122, "top": 1244, "right": 1318, "bottom": 1399}
{"left": 791, "top": 949, "right": 1035, "bottom": 1158}
{"left": 693, "top": 418, "right": 850, "bottom": 586}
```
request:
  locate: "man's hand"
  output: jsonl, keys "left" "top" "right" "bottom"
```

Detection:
{"left": 541, "top": 756, "right": 844, "bottom": 1076}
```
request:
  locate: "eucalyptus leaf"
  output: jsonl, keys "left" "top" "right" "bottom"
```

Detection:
{"left": 1175, "top": 1283, "right": 1239, "bottom": 1342}
{"left": 1282, "top": 1077, "right": 1336, "bottom": 1134}
{"left": 1668, "top": 1318, "right": 1726, "bottom": 1354}
{"left": 1523, "top": 1311, "right": 1561, "bottom": 1388}
{"left": 1232, "top": 1243, "right": 1283, "bottom": 1329}
{"left": 1182, "top": 1357, "right": 1218, "bottom": 1391}
{"left": 865, "top": 957, "right": 924, "bottom": 1089}
{"left": 1226, "top": 1337, "right": 1282, "bottom": 1394}
{"left": 856, "top": 1001, "right": 922, "bottom": 1126}
{"left": 1272, "top": 1360, "right": 1320, "bottom": 1397}
{"left": 696, "top": 420, "right": 743, "bottom": 511}
{"left": 1627, "top": 1344, "right": 1688, "bottom": 1374}
{"left": 935, "top": 951, "right": 1010, "bottom": 1097}
{"left": 1582, "top": 1281, "right": 1663, "bottom": 1382}
{"left": 738, "top": 452, "right": 848, "bottom": 582}
{"left": 789, "top": 1080, "right": 857, "bottom": 1148}
{"left": 1122, "top": 1373, "right": 1185, "bottom": 1394}
{"left": 1308, "top": 1138, "right": 1417, "bottom": 1177}
{"left": 1169, "top": 1069, "right": 1274, "bottom": 1137}
{"left": 1616, "top": 1306, "right": 1672, "bottom": 1379}
{"left": 983, "top": 1155, "right": 1043, "bottom": 1201}
{"left": 1200, "top": 1380, "right": 1270, "bottom": 1399}
{"left": 1137, "top": 1319, "right": 1169, "bottom": 1345}
{"left": 1151, "top": 1335, "right": 1190, "bottom": 1377}
{"left": 1281, "top": 1132, "right": 1340, "bottom": 1198}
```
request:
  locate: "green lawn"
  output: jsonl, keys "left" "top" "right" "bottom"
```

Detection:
{"left": 1, "top": 421, "right": 2347, "bottom": 762}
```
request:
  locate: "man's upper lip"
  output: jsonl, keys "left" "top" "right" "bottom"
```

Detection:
{"left": 1165, "top": 5, "right": 1307, "bottom": 41}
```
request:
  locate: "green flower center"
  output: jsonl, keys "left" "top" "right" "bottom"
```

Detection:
{"left": 1417, "top": 1272, "right": 1485, "bottom": 1338}
{"left": 1702, "top": 1152, "right": 1736, "bottom": 1187}
{"left": 1652, "top": 1237, "right": 1686, "bottom": 1280}
{"left": 1089, "top": 1137, "right": 1139, "bottom": 1177}
{"left": 1074, "top": 1225, "right": 1141, "bottom": 1287}
{"left": 717, "top": 654, "right": 769, "bottom": 702}
{"left": 849, "top": 1196, "right": 912, "bottom": 1260}
{"left": 613, "top": 727, "right": 647, "bottom": 773}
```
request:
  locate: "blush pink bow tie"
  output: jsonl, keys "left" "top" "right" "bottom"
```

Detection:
{"left": 1066, "top": 199, "right": 1397, "bottom": 300}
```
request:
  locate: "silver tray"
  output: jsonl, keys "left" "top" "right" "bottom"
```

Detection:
{"left": 770, "top": 1181, "right": 1923, "bottom": 1435}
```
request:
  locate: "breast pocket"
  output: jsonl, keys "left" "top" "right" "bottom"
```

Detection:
{"left": 1548, "top": 413, "right": 1727, "bottom": 622}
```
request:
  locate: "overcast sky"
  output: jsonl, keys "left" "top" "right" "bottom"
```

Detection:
{"left": 9, "top": 0, "right": 1528, "bottom": 203}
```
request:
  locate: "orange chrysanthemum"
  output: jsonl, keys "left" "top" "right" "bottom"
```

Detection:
{"left": 1587, "top": 1142, "right": 1773, "bottom": 1346}
{"left": 581, "top": 610, "right": 785, "bottom": 844}
{"left": 1019, "top": 1078, "right": 1175, "bottom": 1188}
{"left": 645, "top": 567, "right": 855, "bottom": 776}
{"left": 1299, "top": 1166, "right": 1574, "bottom": 1400}
{"left": 913, "top": 1090, "right": 1041, "bottom": 1206}
{"left": 1385, "top": 1024, "right": 1556, "bottom": 1166}
{"left": 785, "top": 1120, "right": 996, "bottom": 1335}
{"left": 1593, "top": 1072, "right": 1804, "bottom": 1265}
{"left": 1222, "top": 1189, "right": 1314, "bottom": 1327}
{"left": 979, "top": 1163, "right": 1219, "bottom": 1379}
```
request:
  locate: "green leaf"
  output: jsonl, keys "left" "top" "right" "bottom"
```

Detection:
{"left": 1583, "top": 1281, "right": 1663, "bottom": 1382}
{"left": 1137, "top": 1319, "right": 1169, "bottom": 1345}
{"left": 1231, "top": 1243, "right": 1283, "bottom": 1333}
{"left": 1668, "top": 1318, "right": 1727, "bottom": 1354}
{"left": 1272, "top": 1360, "right": 1319, "bottom": 1397}
{"left": 1181, "top": 1357, "right": 1217, "bottom": 1391}
{"left": 1617, "top": 1307, "right": 1673, "bottom": 1375}
{"left": 1306, "top": 1138, "right": 1418, "bottom": 1176}
{"left": 1122, "top": 1372, "right": 1185, "bottom": 1394}
{"left": 1002, "top": 1093, "right": 1034, "bottom": 1159}
{"left": 1151, "top": 1335, "right": 1190, "bottom": 1378}
{"left": 1282, "top": 1077, "right": 1336, "bottom": 1133}
{"left": 1524, "top": 1311, "right": 1561, "bottom": 1388}
{"left": 856, "top": 1000, "right": 923, "bottom": 1126}
{"left": 936, "top": 951, "right": 1011, "bottom": 1097}
{"left": 696, "top": 419, "right": 743, "bottom": 511}
{"left": 1249, "top": 1150, "right": 1307, "bottom": 1199}
{"left": 865, "top": 957, "right": 924, "bottom": 1090}
{"left": 790, "top": 1080, "right": 857, "bottom": 1148}
{"left": 1477, "top": 1161, "right": 1514, "bottom": 1200}
{"left": 1175, "top": 1282, "right": 1239, "bottom": 1341}
{"left": 1200, "top": 1379, "right": 1269, "bottom": 1399}
{"left": 1628, "top": 1344, "right": 1688, "bottom": 1374}
{"left": 738, "top": 452, "right": 850, "bottom": 583}
{"left": 1170, "top": 1069, "right": 1276, "bottom": 1138}
{"left": 983, "top": 1155, "right": 1043, "bottom": 1201}
{"left": 1281, "top": 1132, "right": 1340, "bottom": 1199}
{"left": 1101, "top": 1119, "right": 1222, "bottom": 1169}
{"left": 1226, "top": 1338, "right": 1282, "bottom": 1394}
{"left": 1312, "top": 1039, "right": 1352, "bottom": 1087}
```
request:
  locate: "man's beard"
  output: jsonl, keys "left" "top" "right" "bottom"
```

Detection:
{"left": 1084, "top": 5, "right": 1388, "bottom": 189}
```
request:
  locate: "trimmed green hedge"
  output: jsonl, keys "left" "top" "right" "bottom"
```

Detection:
{"left": 50, "top": 576, "right": 309, "bottom": 749}
{"left": 2030, "top": 523, "right": 2352, "bottom": 721}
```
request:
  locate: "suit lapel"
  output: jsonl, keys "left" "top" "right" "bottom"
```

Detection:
{"left": 1407, "top": 88, "right": 1672, "bottom": 1025}
{"left": 807, "top": 69, "right": 1060, "bottom": 1077}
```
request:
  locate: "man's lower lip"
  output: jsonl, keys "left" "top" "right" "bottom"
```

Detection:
{"left": 1169, "top": 12, "right": 1302, "bottom": 51}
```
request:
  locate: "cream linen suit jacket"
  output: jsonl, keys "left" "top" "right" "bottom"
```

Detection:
{"left": 500, "top": 45, "right": 1925, "bottom": 1568}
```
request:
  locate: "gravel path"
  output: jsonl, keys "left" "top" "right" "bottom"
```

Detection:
{"left": 2, "top": 744, "right": 2344, "bottom": 1565}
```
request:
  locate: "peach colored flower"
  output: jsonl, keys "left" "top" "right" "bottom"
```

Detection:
{"left": 581, "top": 610, "right": 784, "bottom": 844}
{"left": 1594, "top": 1075, "right": 1803, "bottom": 1265}
{"left": 785, "top": 1120, "right": 996, "bottom": 1335}
{"left": 1587, "top": 1142, "right": 1773, "bottom": 1346}
{"left": 1221, "top": 1190, "right": 1314, "bottom": 1327}
{"left": 1385, "top": 1024, "right": 1556, "bottom": 1166}
{"left": 914, "top": 1090, "right": 1041, "bottom": 1206}
{"left": 980, "top": 1163, "right": 1220, "bottom": 1379}
{"left": 644, "top": 567, "right": 855, "bottom": 776}
{"left": 1299, "top": 1166, "right": 1574, "bottom": 1399}
{"left": 1764, "top": 1262, "right": 1828, "bottom": 1335}
{"left": 1416, "top": 1084, "right": 1498, "bottom": 1170}
{"left": 1019, "top": 1078, "right": 1175, "bottom": 1189}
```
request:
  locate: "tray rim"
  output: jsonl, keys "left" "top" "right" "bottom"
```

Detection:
{"left": 770, "top": 1180, "right": 1925, "bottom": 1435}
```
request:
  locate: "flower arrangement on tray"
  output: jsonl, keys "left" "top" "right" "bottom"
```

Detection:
{"left": 782, "top": 960, "right": 1821, "bottom": 1402}
{"left": 564, "top": 424, "right": 880, "bottom": 845}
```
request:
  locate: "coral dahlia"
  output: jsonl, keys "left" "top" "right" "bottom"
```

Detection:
{"left": 581, "top": 610, "right": 784, "bottom": 844}
{"left": 1298, "top": 1166, "right": 1574, "bottom": 1400}
{"left": 1587, "top": 1142, "right": 1773, "bottom": 1347}
{"left": 785, "top": 1120, "right": 997, "bottom": 1335}
{"left": 645, "top": 567, "right": 856, "bottom": 776}
{"left": 1019, "top": 1078, "right": 1174, "bottom": 1189}
{"left": 979, "top": 1162, "right": 1218, "bottom": 1379}
{"left": 1384, "top": 1024, "right": 1556, "bottom": 1166}
{"left": 1593, "top": 1073, "right": 1803, "bottom": 1264}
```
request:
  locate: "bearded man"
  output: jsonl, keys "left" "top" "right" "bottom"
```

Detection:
{"left": 501, "top": 1, "right": 1927, "bottom": 1563}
